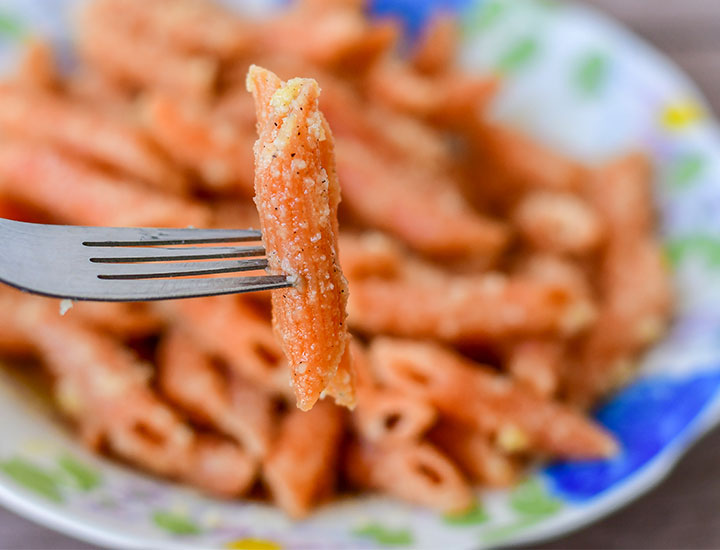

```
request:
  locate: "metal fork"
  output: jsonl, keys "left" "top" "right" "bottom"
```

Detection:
{"left": 0, "top": 218, "right": 292, "bottom": 301}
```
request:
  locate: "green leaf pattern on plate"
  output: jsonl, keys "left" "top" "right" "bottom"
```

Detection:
{"left": 57, "top": 454, "right": 102, "bottom": 491}
{"left": 666, "top": 235, "right": 720, "bottom": 268}
{"left": 443, "top": 501, "right": 489, "bottom": 526}
{"left": 0, "top": 457, "right": 64, "bottom": 503}
{"left": 497, "top": 36, "right": 540, "bottom": 73}
{"left": 0, "top": 11, "right": 24, "bottom": 39}
{"left": 152, "top": 510, "right": 203, "bottom": 535}
{"left": 575, "top": 52, "right": 609, "bottom": 96}
{"left": 353, "top": 523, "right": 414, "bottom": 546}
{"left": 509, "top": 478, "right": 563, "bottom": 517}
{"left": 0, "top": 453, "right": 103, "bottom": 503}
{"left": 666, "top": 153, "right": 705, "bottom": 189}
{"left": 463, "top": 0, "right": 507, "bottom": 33}
{"left": 479, "top": 479, "right": 563, "bottom": 543}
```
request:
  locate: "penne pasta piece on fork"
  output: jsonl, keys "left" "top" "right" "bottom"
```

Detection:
{"left": 247, "top": 65, "right": 352, "bottom": 411}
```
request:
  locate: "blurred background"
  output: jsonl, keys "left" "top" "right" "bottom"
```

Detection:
{"left": 0, "top": 0, "right": 718, "bottom": 549}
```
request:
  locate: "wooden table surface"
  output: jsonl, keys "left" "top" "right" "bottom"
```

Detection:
{"left": 1, "top": 1, "right": 719, "bottom": 549}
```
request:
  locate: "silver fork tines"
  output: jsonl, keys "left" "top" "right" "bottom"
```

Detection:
{"left": 0, "top": 219, "right": 291, "bottom": 301}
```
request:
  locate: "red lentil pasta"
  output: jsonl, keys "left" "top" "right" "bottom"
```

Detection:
{"left": 0, "top": 0, "right": 672, "bottom": 518}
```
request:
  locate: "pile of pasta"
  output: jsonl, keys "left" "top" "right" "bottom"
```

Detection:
{"left": 0, "top": 0, "right": 672, "bottom": 518}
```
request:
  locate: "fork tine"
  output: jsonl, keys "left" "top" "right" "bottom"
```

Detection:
{"left": 97, "top": 258, "right": 269, "bottom": 279}
{"left": 80, "top": 226, "right": 262, "bottom": 246}
{"left": 94, "top": 275, "right": 292, "bottom": 301}
{"left": 88, "top": 245, "right": 266, "bottom": 263}
{"left": 0, "top": 219, "right": 289, "bottom": 301}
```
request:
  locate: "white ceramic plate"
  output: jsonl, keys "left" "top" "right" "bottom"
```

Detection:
{"left": 1, "top": 1, "right": 720, "bottom": 548}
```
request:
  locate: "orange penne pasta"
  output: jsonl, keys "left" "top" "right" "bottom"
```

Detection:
{"left": 601, "top": 239, "right": 671, "bottom": 350}
{"left": 78, "top": 1, "right": 217, "bottom": 98}
{"left": 214, "top": 85, "right": 259, "bottom": 128}
{"left": 370, "top": 338, "right": 617, "bottom": 459}
{"left": 565, "top": 154, "right": 671, "bottom": 406}
{"left": 346, "top": 338, "right": 377, "bottom": 391}
{"left": 142, "top": 92, "right": 256, "bottom": 193}
{"left": 263, "top": 400, "right": 345, "bottom": 518}
{"left": 247, "top": 65, "right": 351, "bottom": 411}
{"left": 513, "top": 190, "right": 604, "bottom": 255}
{"left": 309, "top": 69, "right": 452, "bottom": 170}
{"left": 0, "top": 141, "right": 209, "bottom": 227}
{"left": 517, "top": 253, "right": 595, "bottom": 299}
{"left": 348, "top": 270, "right": 594, "bottom": 342}
{"left": 568, "top": 238, "right": 671, "bottom": 406}
{"left": 257, "top": 7, "right": 391, "bottom": 70}
{"left": 0, "top": 290, "right": 255, "bottom": 497}
{"left": 0, "top": 87, "right": 186, "bottom": 193}
{"left": 429, "top": 420, "right": 519, "bottom": 487}
{"left": 98, "top": 0, "right": 252, "bottom": 58}
{"left": 161, "top": 296, "right": 290, "bottom": 395}
{"left": 474, "top": 123, "right": 587, "bottom": 193}
{"left": 367, "top": 61, "right": 497, "bottom": 126}
{"left": 185, "top": 436, "right": 258, "bottom": 498}
{"left": 0, "top": 0, "right": 674, "bottom": 518}
{"left": 354, "top": 389, "right": 436, "bottom": 444}
{"left": 64, "top": 302, "right": 163, "bottom": 339}
{"left": 364, "top": 105, "right": 453, "bottom": 171}
{"left": 0, "top": 194, "right": 45, "bottom": 224}
{"left": 339, "top": 232, "right": 404, "bottom": 281}
{"left": 336, "top": 138, "right": 508, "bottom": 262}
{"left": 0, "top": 288, "right": 37, "bottom": 356}
{"left": 593, "top": 154, "right": 669, "bottom": 352}
{"left": 297, "top": 0, "right": 366, "bottom": 11}
{"left": 209, "top": 198, "right": 261, "bottom": 229}
{"left": 411, "top": 15, "right": 458, "bottom": 74}
{"left": 247, "top": 57, "right": 452, "bottom": 172}
{"left": 277, "top": 1, "right": 397, "bottom": 73}
{"left": 15, "top": 37, "right": 57, "bottom": 90}
{"left": 345, "top": 440, "right": 473, "bottom": 514}
{"left": 350, "top": 339, "right": 435, "bottom": 443}
{"left": 586, "top": 153, "right": 654, "bottom": 237}
{"left": 366, "top": 61, "right": 439, "bottom": 116}
{"left": 324, "top": 343, "right": 357, "bottom": 408}
{"left": 159, "top": 329, "right": 275, "bottom": 457}
{"left": 65, "top": 69, "right": 134, "bottom": 114}
{"left": 506, "top": 339, "right": 564, "bottom": 398}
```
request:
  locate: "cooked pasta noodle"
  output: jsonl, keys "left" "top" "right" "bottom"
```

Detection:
{"left": 0, "top": 0, "right": 672, "bottom": 517}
